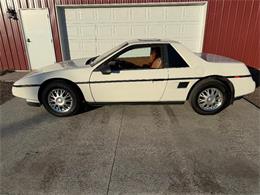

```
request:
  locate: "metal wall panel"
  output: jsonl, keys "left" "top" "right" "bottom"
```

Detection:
{"left": 0, "top": 0, "right": 259, "bottom": 70}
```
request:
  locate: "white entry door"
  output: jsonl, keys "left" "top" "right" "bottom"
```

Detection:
{"left": 20, "top": 9, "right": 56, "bottom": 69}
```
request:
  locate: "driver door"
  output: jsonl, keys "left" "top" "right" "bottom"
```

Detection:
{"left": 89, "top": 45, "right": 169, "bottom": 102}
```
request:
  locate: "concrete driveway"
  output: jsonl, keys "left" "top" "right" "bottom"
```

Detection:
{"left": 0, "top": 98, "right": 259, "bottom": 194}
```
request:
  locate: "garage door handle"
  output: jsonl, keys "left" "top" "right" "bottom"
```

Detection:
{"left": 26, "top": 38, "right": 31, "bottom": 43}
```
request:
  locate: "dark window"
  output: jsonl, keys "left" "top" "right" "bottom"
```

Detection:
{"left": 167, "top": 45, "right": 189, "bottom": 68}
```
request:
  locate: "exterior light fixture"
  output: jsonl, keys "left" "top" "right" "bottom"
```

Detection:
{"left": 7, "top": 7, "right": 18, "bottom": 20}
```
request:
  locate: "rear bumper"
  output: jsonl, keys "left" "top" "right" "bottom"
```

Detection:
{"left": 228, "top": 76, "right": 256, "bottom": 97}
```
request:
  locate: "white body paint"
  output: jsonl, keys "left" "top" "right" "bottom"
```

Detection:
{"left": 12, "top": 40, "right": 256, "bottom": 105}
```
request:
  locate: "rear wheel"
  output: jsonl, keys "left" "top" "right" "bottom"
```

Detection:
{"left": 189, "top": 79, "right": 229, "bottom": 115}
{"left": 41, "top": 82, "right": 81, "bottom": 117}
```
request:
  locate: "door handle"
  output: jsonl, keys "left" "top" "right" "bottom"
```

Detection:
{"left": 26, "top": 38, "right": 31, "bottom": 43}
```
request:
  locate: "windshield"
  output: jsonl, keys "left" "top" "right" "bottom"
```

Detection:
{"left": 90, "top": 42, "right": 128, "bottom": 66}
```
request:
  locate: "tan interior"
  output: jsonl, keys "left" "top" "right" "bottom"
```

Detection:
{"left": 118, "top": 57, "right": 151, "bottom": 67}
{"left": 151, "top": 58, "right": 163, "bottom": 69}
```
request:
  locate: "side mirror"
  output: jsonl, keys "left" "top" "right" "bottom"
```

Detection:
{"left": 101, "top": 64, "right": 112, "bottom": 75}
{"left": 101, "top": 61, "right": 120, "bottom": 74}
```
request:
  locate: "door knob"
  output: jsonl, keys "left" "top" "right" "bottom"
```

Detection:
{"left": 26, "top": 38, "right": 31, "bottom": 43}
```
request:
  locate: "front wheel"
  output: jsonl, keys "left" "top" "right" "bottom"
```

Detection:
{"left": 41, "top": 82, "right": 81, "bottom": 117}
{"left": 189, "top": 79, "right": 229, "bottom": 115}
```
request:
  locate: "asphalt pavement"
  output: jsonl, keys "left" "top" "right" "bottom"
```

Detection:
{"left": 0, "top": 98, "right": 259, "bottom": 194}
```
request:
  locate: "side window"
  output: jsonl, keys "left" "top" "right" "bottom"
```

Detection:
{"left": 116, "top": 47, "right": 152, "bottom": 69}
{"left": 114, "top": 46, "right": 165, "bottom": 70}
{"left": 120, "top": 48, "right": 150, "bottom": 58}
{"left": 167, "top": 45, "right": 189, "bottom": 68}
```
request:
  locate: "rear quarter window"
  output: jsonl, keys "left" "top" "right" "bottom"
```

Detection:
{"left": 167, "top": 45, "right": 189, "bottom": 68}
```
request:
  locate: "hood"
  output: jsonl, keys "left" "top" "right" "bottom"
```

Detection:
{"left": 24, "top": 58, "right": 91, "bottom": 77}
{"left": 60, "top": 58, "right": 89, "bottom": 68}
{"left": 14, "top": 58, "right": 93, "bottom": 86}
{"left": 41, "top": 58, "right": 89, "bottom": 71}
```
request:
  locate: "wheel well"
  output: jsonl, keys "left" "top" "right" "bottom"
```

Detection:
{"left": 38, "top": 78, "right": 85, "bottom": 103}
{"left": 186, "top": 76, "right": 235, "bottom": 103}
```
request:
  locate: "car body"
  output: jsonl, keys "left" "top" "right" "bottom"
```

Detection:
{"left": 12, "top": 39, "right": 255, "bottom": 116}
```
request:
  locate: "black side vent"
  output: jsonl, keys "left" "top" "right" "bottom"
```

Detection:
{"left": 178, "top": 82, "right": 189, "bottom": 88}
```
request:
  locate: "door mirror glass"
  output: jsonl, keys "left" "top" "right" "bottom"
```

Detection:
{"left": 109, "top": 61, "right": 120, "bottom": 73}
{"left": 107, "top": 60, "right": 117, "bottom": 67}
{"left": 101, "top": 64, "right": 112, "bottom": 74}
{"left": 101, "top": 61, "right": 120, "bottom": 74}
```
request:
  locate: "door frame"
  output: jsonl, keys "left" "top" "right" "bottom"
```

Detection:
{"left": 19, "top": 8, "right": 56, "bottom": 70}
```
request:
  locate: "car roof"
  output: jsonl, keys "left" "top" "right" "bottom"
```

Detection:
{"left": 126, "top": 39, "right": 180, "bottom": 44}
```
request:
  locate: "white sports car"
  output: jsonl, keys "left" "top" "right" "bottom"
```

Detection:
{"left": 12, "top": 39, "right": 255, "bottom": 116}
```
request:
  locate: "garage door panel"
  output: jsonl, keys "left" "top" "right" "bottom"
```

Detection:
{"left": 114, "top": 25, "right": 132, "bottom": 39}
{"left": 165, "top": 24, "right": 181, "bottom": 36}
{"left": 64, "top": 9, "right": 79, "bottom": 22}
{"left": 181, "top": 39, "right": 202, "bottom": 52}
{"left": 183, "top": 6, "right": 203, "bottom": 20}
{"left": 148, "top": 7, "right": 165, "bottom": 20}
{"left": 132, "top": 25, "right": 147, "bottom": 37}
{"left": 97, "top": 9, "right": 112, "bottom": 21}
{"left": 131, "top": 7, "right": 148, "bottom": 21}
{"left": 148, "top": 24, "right": 165, "bottom": 37}
{"left": 97, "top": 25, "right": 113, "bottom": 38}
{"left": 81, "top": 25, "right": 96, "bottom": 38}
{"left": 80, "top": 8, "right": 96, "bottom": 21}
{"left": 70, "top": 51, "right": 85, "bottom": 59}
{"left": 114, "top": 39, "right": 128, "bottom": 46}
{"left": 165, "top": 7, "right": 184, "bottom": 20}
{"left": 66, "top": 26, "right": 79, "bottom": 38}
{"left": 182, "top": 23, "right": 202, "bottom": 37}
{"left": 97, "top": 40, "right": 114, "bottom": 54}
{"left": 69, "top": 40, "right": 82, "bottom": 51}
{"left": 82, "top": 41, "right": 96, "bottom": 55}
{"left": 113, "top": 8, "right": 131, "bottom": 21}
{"left": 58, "top": 3, "right": 207, "bottom": 60}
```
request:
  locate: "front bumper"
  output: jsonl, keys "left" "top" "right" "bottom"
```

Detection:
{"left": 12, "top": 85, "right": 40, "bottom": 103}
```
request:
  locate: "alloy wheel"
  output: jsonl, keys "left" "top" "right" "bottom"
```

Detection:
{"left": 197, "top": 87, "right": 224, "bottom": 111}
{"left": 47, "top": 88, "right": 73, "bottom": 113}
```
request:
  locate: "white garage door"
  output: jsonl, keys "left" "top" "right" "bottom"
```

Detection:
{"left": 57, "top": 3, "right": 207, "bottom": 60}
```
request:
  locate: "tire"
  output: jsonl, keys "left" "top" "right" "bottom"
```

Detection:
{"left": 189, "top": 79, "right": 230, "bottom": 115}
{"left": 40, "top": 81, "right": 81, "bottom": 117}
